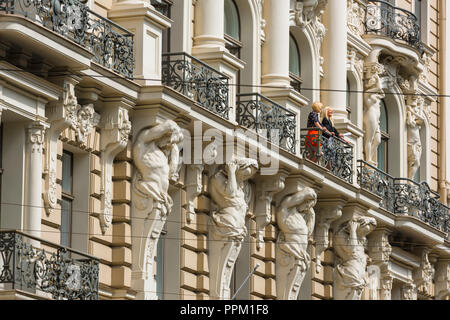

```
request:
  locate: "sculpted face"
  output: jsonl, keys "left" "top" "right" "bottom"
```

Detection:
{"left": 236, "top": 165, "right": 258, "bottom": 181}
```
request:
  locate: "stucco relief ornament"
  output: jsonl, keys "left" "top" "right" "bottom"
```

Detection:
{"left": 415, "top": 250, "right": 435, "bottom": 295}
{"left": 347, "top": 0, "right": 365, "bottom": 36}
{"left": 74, "top": 104, "right": 100, "bottom": 146}
{"left": 333, "top": 216, "right": 377, "bottom": 300}
{"left": 208, "top": 157, "right": 258, "bottom": 300}
{"left": 131, "top": 120, "right": 184, "bottom": 300}
{"left": 99, "top": 107, "right": 131, "bottom": 233}
{"left": 276, "top": 186, "right": 317, "bottom": 300}
{"left": 363, "top": 63, "right": 385, "bottom": 165}
{"left": 44, "top": 81, "right": 80, "bottom": 216}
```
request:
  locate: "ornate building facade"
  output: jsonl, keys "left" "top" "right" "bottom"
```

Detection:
{"left": 0, "top": 0, "right": 449, "bottom": 300}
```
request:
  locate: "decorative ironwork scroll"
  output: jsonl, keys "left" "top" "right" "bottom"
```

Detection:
{"left": 0, "top": 0, "right": 134, "bottom": 78}
{"left": 364, "top": 0, "right": 423, "bottom": 53}
{"left": 236, "top": 93, "right": 297, "bottom": 154}
{"left": 0, "top": 231, "right": 99, "bottom": 300}
{"left": 162, "top": 52, "right": 230, "bottom": 120}
{"left": 300, "top": 128, "right": 354, "bottom": 184}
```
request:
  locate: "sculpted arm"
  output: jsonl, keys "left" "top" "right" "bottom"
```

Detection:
{"left": 138, "top": 121, "right": 179, "bottom": 145}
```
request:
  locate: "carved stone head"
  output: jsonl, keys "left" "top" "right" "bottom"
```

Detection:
{"left": 235, "top": 157, "right": 259, "bottom": 182}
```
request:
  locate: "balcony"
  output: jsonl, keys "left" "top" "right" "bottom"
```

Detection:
{"left": 358, "top": 160, "right": 450, "bottom": 236}
{"left": 0, "top": 0, "right": 134, "bottom": 78}
{"left": 0, "top": 230, "right": 99, "bottom": 300}
{"left": 162, "top": 52, "right": 230, "bottom": 120}
{"left": 300, "top": 128, "right": 354, "bottom": 184}
{"left": 364, "top": 0, "right": 423, "bottom": 53}
{"left": 236, "top": 93, "right": 297, "bottom": 154}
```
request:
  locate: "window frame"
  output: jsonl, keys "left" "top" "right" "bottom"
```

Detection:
{"left": 61, "top": 150, "right": 74, "bottom": 248}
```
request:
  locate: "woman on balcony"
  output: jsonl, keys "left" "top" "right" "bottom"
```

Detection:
{"left": 321, "top": 106, "right": 349, "bottom": 144}
{"left": 305, "top": 101, "right": 331, "bottom": 161}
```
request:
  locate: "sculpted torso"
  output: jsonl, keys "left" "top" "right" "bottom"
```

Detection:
{"left": 134, "top": 138, "right": 170, "bottom": 196}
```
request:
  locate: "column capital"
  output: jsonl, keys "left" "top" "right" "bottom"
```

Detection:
{"left": 27, "top": 122, "right": 45, "bottom": 154}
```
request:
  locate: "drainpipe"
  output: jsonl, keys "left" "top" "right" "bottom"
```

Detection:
{"left": 439, "top": 0, "right": 448, "bottom": 204}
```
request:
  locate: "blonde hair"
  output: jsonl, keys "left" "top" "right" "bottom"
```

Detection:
{"left": 311, "top": 101, "right": 323, "bottom": 113}
{"left": 321, "top": 106, "right": 334, "bottom": 126}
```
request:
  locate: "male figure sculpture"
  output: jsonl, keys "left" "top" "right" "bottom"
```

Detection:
{"left": 333, "top": 216, "right": 377, "bottom": 300}
{"left": 276, "top": 186, "right": 317, "bottom": 300}
{"left": 131, "top": 120, "right": 183, "bottom": 299}
{"left": 208, "top": 157, "right": 258, "bottom": 300}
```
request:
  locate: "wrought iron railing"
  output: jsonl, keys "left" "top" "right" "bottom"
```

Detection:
{"left": 300, "top": 128, "right": 354, "bottom": 184}
{"left": 364, "top": 0, "right": 423, "bottom": 52}
{"left": 357, "top": 160, "right": 395, "bottom": 212}
{"left": 358, "top": 160, "right": 450, "bottom": 235}
{"left": 236, "top": 93, "right": 297, "bottom": 154}
{"left": 0, "top": 0, "right": 134, "bottom": 78}
{"left": 162, "top": 52, "right": 230, "bottom": 119}
{"left": 0, "top": 230, "right": 99, "bottom": 300}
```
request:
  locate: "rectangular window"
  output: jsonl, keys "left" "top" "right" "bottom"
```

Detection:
{"left": 61, "top": 151, "right": 74, "bottom": 247}
{"left": 155, "top": 229, "right": 167, "bottom": 300}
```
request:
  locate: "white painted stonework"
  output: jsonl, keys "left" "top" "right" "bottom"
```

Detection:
{"left": 333, "top": 216, "right": 377, "bottom": 300}
{"left": 208, "top": 158, "right": 258, "bottom": 300}
{"left": 276, "top": 186, "right": 316, "bottom": 300}
{"left": 363, "top": 62, "right": 385, "bottom": 165}
{"left": 131, "top": 120, "right": 184, "bottom": 300}
{"left": 99, "top": 105, "right": 132, "bottom": 233}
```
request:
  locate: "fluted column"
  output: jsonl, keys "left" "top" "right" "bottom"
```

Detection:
{"left": 193, "top": 0, "right": 225, "bottom": 52}
{"left": 24, "top": 123, "right": 45, "bottom": 239}
{"left": 261, "top": 0, "right": 290, "bottom": 88}
{"left": 322, "top": 0, "right": 348, "bottom": 120}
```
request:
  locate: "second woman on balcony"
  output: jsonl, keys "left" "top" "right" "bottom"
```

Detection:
{"left": 321, "top": 106, "right": 349, "bottom": 144}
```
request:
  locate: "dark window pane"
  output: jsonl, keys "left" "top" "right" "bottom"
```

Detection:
{"left": 377, "top": 140, "right": 387, "bottom": 172}
{"left": 61, "top": 197, "right": 72, "bottom": 247}
{"left": 289, "top": 35, "right": 300, "bottom": 76}
{"left": 155, "top": 235, "right": 165, "bottom": 299}
{"left": 380, "top": 100, "right": 388, "bottom": 133}
{"left": 224, "top": 0, "right": 240, "bottom": 40}
{"left": 61, "top": 151, "right": 73, "bottom": 194}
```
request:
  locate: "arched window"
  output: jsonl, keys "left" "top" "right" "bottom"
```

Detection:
{"left": 224, "top": 0, "right": 242, "bottom": 56}
{"left": 289, "top": 34, "right": 302, "bottom": 93}
{"left": 377, "top": 99, "right": 389, "bottom": 172}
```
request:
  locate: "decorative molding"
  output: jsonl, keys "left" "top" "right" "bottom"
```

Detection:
{"left": 413, "top": 248, "right": 435, "bottom": 296}
{"left": 253, "top": 170, "right": 289, "bottom": 250}
{"left": 99, "top": 105, "right": 132, "bottom": 233}
{"left": 74, "top": 104, "right": 100, "bottom": 146}
{"left": 131, "top": 120, "right": 184, "bottom": 300}
{"left": 435, "top": 260, "right": 450, "bottom": 300}
{"left": 276, "top": 186, "right": 317, "bottom": 300}
{"left": 347, "top": 0, "right": 365, "bottom": 36}
{"left": 368, "top": 228, "right": 392, "bottom": 300}
{"left": 184, "top": 164, "right": 204, "bottom": 224}
{"left": 402, "top": 281, "right": 417, "bottom": 300}
{"left": 208, "top": 158, "right": 258, "bottom": 300}
{"left": 333, "top": 215, "right": 377, "bottom": 300}
{"left": 27, "top": 123, "right": 45, "bottom": 154}
{"left": 347, "top": 48, "right": 364, "bottom": 78}
{"left": 44, "top": 78, "right": 80, "bottom": 216}
{"left": 292, "top": 0, "right": 327, "bottom": 29}
{"left": 313, "top": 198, "right": 346, "bottom": 273}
